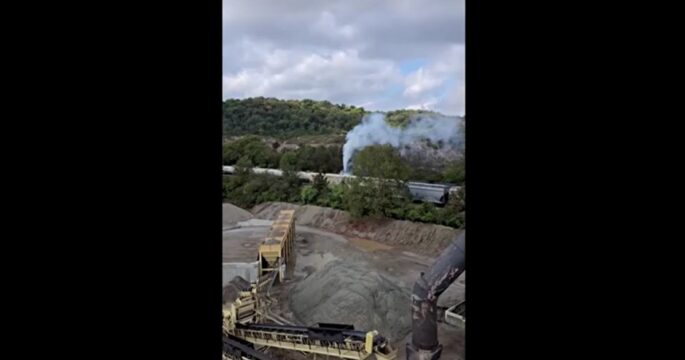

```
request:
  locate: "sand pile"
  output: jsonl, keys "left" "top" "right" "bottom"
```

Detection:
{"left": 223, "top": 203, "right": 253, "bottom": 226}
{"left": 289, "top": 259, "right": 411, "bottom": 342}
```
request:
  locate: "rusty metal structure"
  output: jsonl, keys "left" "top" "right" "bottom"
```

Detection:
{"left": 406, "top": 233, "right": 465, "bottom": 360}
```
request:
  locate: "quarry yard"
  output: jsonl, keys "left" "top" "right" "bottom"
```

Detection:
{"left": 223, "top": 202, "right": 465, "bottom": 359}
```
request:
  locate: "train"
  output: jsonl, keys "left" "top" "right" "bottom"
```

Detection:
{"left": 222, "top": 166, "right": 461, "bottom": 205}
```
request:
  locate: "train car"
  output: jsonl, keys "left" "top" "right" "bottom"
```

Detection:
{"left": 223, "top": 165, "right": 235, "bottom": 173}
{"left": 257, "top": 210, "right": 296, "bottom": 283}
{"left": 321, "top": 173, "right": 355, "bottom": 185}
{"left": 406, "top": 182, "right": 452, "bottom": 205}
{"left": 223, "top": 165, "right": 314, "bottom": 182}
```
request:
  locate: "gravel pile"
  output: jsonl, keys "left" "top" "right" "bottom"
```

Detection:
{"left": 252, "top": 202, "right": 461, "bottom": 257}
{"left": 223, "top": 203, "right": 253, "bottom": 226}
{"left": 289, "top": 259, "right": 411, "bottom": 342}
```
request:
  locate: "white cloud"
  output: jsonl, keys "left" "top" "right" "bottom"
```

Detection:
{"left": 403, "top": 68, "right": 443, "bottom": 98}
{"left": 311, "top": 11, "right": 356, "bottom": 40}
{"left": 407, "top": 98, "right": 439, "bottom": 111}
{"left": 223, "top": 0, "right": 465, "bottom": 116}
{"left": 223, "top": 41, "right": 403, "bottom": 106}
{"left": 401, "top": 44, "right": 465, "bottom": 115}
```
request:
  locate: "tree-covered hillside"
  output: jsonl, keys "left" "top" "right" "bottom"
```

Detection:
{"left": 384, "top": 109, "right": 442, "bottom": 128}
{"left": 222, "top": 97, "right": 465, "bottom": 228}
{"left": 223, "top": 97, "right": 365, "bottom": 138}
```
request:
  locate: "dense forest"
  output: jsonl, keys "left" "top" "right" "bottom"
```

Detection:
{"left": 223, "top": 98, "right": 365, "bottom": 138}
{"left": 223, "top": 136, "right": 342, "bottom": 174}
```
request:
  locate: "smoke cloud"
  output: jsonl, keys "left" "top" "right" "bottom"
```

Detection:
{"left": 342, "top": 112, "right": 463, "bottom": 173}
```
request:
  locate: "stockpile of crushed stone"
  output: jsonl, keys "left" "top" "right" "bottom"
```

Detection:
{"left": 370, "top": 221, "right": 460, "bottom": 257}
{"left": 251, "top": 202, "right": 460, "bottom": 257}
{"left": 252, "top": 202, "right": 300, "bottom": 219}
{"left": 289, "top": 259, "right": 411, "bottom": 342}
{"left": 223, "top": 203, "right": 253, "bottom": 226}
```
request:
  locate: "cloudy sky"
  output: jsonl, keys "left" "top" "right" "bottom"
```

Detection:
{"left": 223, "top": 0, "right": 464, "bottom": 116}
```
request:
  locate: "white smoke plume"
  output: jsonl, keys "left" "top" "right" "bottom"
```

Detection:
{"left": 342, "top": 112, "right": 464, "bottom": 174}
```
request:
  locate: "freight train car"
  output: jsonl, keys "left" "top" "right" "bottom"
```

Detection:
{"left": 406, "top": 182, "right": 452, "bottom": 205}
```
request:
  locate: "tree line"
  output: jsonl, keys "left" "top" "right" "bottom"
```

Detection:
{"left": 223, "top": 145, "right": 465, "bottom": 229}
{"left": 224, "top": 138, "right": 464, "bottom": 185}
{"left": 223, "top": 136, "right": 342, "bottom": 174}
{"left": 384, "top": 109, "right": 442, "bottom": 128}
{"left": 223, "top": 97, "right": 365, "bottom": 138}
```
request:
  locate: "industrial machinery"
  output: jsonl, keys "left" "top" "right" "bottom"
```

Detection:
{"left": 406, "top": 233, "right": 465, "bottom": 360}
{"left": 223, "top": 209, "right": 466, "bottom": 359}
{"left": 224, "top": 334, "right": 275, "bottom": 360}
{"left": 223, "top": 276, "right": 262, "bottom": 328}
{"left": 224, "top": 210, "right": 397, "bottom": 360}
{"left": 444, "top": 301, "right": 465, "bottom": 329}
{"left": 228, "top": 323, "right": 396, "bottom": 360}
{"left": 258, "top": 210, "right": 295, "bottom": 283}
{"left": 223, "top": 271, "right": 397, "bottom": 360}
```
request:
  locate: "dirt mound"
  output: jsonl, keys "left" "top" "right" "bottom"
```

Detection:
{"left": 251, "top": 202, "right": 461, "bottom": 257}
{"left": 289, "top": 259, "right": 411, "bottom": 342}
{"left": 223, "top": 203, "right": 253, "bottom": 226}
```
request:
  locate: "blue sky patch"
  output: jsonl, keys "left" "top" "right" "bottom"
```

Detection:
{"left": 399, "top": 59, "right": 427, "bottom": 75}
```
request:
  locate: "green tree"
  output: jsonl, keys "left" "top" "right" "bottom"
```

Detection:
{"left": 223, "top": 169, "right": 464, "bottom": 228}
{"left": 279, "top": 151, "right": 299, "bottom": 171}
{"left": 325, "top": 184, "right": 346, "bottom": 209}
{"left": 351, "top": 145, "right": 410, "bottom": 180}
{"left": 442, "top": 159, "right": 465, "bottom": 184}
{"left": 437, "top": 184, "right": 465, "bottom": 228}
{"left": 343, "top": 178, "right": 371, "bottom": 218}
{"left": 222, "top": 143, "right": 238, "bottom": 165}
{"left": 385, "top": 109, "right": 440, "bottom": 128}
{"left": 340, "top": 176, "right": 410, "bottom": 219}
{"left": 243, "top": 140, "right": 279, "bottom": 167}
{"left": 223, "top": 97, "right": 364, "bottom": 138}
{"left": 223, "top": 136, "right": 280, "bottom": 167}
{"left": 279, "top": 169, "right": 302, "bottom": 202}
{"left": 234, "top": 156, "right": 253, "bottom": 181}
{"left": 300, "top": 185, "right": 317, "bottom": 204}
{"left": 344, "top": 145, "right": 413, "bottom": 218}
{"left": 312, "top": 173, "right": 329, "bottom": 194}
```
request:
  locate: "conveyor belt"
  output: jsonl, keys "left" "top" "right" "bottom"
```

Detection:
{"left": 223, "top": 334, "right": 274, "bottom": 360}
{"left": 236, "top": 323, "right": 386, "bottom": 346}
{"left": 228, "top": 322, "right": 392, "bottom": 360}
{"left": 225, "top": 303, "right": 396, "bottom": 359}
